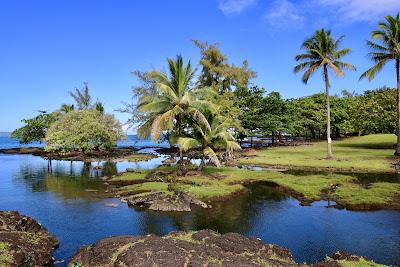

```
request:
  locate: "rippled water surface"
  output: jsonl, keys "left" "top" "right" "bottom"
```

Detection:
{"left": 0, "top": 137, "right": 399, "bottom": 266}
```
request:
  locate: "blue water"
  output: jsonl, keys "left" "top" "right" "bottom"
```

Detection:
{"left": 0, "top": 135, "right": 169, "bottom": 149}
{"left": 0, "top": 137, "right": 399, "bottom": 266}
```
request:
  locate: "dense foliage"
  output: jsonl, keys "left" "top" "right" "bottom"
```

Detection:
{"left": 13, "top": 84, "right": 124, "bottom": 153}
{"left": 44, "top": 110, "right": 125, "bottom": 153}
{"left": 11, "top": 111, "right": 57, "bottom": 144}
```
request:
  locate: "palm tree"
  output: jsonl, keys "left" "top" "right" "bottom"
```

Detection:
{"left": 95, "top": 101, "right": 104, "bottom": 113}
{"left": 59, "top": 104, "right": 74, "bottom": 114}
{"left": 294, "top": 28, "right": 356, "bottom": 158}
{"left": 177, "top": 114, "right": 241, "bottom": 171}
{"left": 360, "top": 13, "right": 400, "bottom": 155}
{"left": 69, "top": 82, "right": 92, "bottom": 110}
{"left": 136, "top": 55, "right": 214, "bottom": 161}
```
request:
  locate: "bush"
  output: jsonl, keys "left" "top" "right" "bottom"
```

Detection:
{"left": 44, "top": 110, "right": 126, "bottom": 153}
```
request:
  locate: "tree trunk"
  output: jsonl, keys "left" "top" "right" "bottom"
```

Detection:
{"left": 396, "top": 60, "right": 400, "bottom": 155}
{"left": 324, "top": 65, "right": 333, "bottom": 158}
{"left": 198, "top": 155, "right": 206, "bottom": 172}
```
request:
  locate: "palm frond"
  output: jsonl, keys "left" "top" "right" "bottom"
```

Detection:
{"left": 204, "top": 146, "right": 220, "bottom": 167}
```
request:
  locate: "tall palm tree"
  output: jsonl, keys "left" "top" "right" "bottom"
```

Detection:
{"left": 137, "top": 55, "right": 214, "bottom": 160}
{"left": 69, "top": 82, "right": 92, "bottom": 110}
{"left": 177, "top": 114, "right": 241, "bottom": 171}
{"left": 360, "top": 13, "right": 400, "bottom": 155}
{"left": 294, "top": 28, "right": 356, "bottom": 158}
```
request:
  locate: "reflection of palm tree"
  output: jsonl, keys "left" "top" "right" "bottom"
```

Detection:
{"left": 102, "top": 162, "right": 118, "bottom": 176}
{"left": 81, "top": 162, "right": 92, "bottom": 177}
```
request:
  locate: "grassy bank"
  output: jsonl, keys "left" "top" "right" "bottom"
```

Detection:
{"left": 109, "top": 165, "right": 400, "bottom": 210}
{"left": 236, "top": 134, "right": 398, "bottom": 173}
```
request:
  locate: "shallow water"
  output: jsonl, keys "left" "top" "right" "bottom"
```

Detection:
{"left": 1, "top": 152, "right": 399, "bottom": 266}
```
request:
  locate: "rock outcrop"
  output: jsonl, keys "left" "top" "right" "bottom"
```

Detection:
{"left": 69, "top": 230, "right": 387, "bottom": 267}
{"left": 126, "top": 192, "right": 210, "bottom": 211}
{"left": 0, "top": 211, "right": 59, "bottom": 267}
{"left": 69, "top": 230, "right": 296, "bottom": 267}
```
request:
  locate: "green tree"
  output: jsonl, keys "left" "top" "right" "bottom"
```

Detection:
{"left": 360, "top": 13, "right": 400, "bottom": 155}
{"left": 136, "top": 55, "right": 214, "bottom": 161}
{"left": 177, "top": 114, "right": 240, "bottom": 171}
{"left": 44, "top": 110, "right": 125, "bottom": 153}
{"left": 11, "top": 111, "right": 57, "bottom": 144}
{"left": 294, "top": 28, "right": 356, "bottom": 158}
{"left": 194, "top": 40, "right": 256, "bottom": 132}
{"left": 236, "top": 86, "right": 265, "bottom": 146}
{"left": 260, "top": 92, "right": 287, "bottom": 144}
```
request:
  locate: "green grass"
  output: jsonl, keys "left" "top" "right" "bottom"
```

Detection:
{"left": 118, "top": 182, "right": 169, "bottom": 195}
{"left": 333, "top": 182, "right": 400, "bottom": 206}
{"left": 114, "top": 165, "right": 399, "bottom": 208}
{"left": 0, "top": 242, "right": 13, "bottom": 265}
{"left": 332, "top": 257, "right": 388, "bottom": 267}
{"left": 123, "top": 153, "right": 156, "bottom": 162}
{"left": 109, "top": 170, "right": 149, "bottom": 181}
{"left": 237, "top": 134, "right": 397, "bottom": 173}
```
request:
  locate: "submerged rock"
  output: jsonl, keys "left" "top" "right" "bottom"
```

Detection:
{"left": 126, "top": 192, "right": 209, "bottom": 212}
{"left": 0, "top": 211, "right": 59, "bottom": 266}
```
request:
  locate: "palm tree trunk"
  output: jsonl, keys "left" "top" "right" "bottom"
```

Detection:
{"left": 198, "top": 155, "right": 205, "bottom": 172}
{"left": 396, "top": 59, "right": 400, "bottom": 155}
{"left": 324, "top": 65, "right": 333, "bottom": 158}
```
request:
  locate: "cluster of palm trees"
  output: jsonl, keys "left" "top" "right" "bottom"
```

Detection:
{"left": 136, "top": 13, "right": 400, "bottom": 170}
{"left": 136, "top": 56, "right": 240, "bottom": 171}
{"left": 295, "top": 13, "right": 400, "bottom": 157}
{"left": 59, "top": 82, "right": 105, "bottom": 114}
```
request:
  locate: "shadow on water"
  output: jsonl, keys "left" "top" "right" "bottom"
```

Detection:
{"left": 0, "top": 154, "right": 399, "bottom": 266}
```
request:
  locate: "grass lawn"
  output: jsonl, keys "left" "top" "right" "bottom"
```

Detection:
{"left": 236, "top": 134, "right": 398, "bottom": 173}
{"left": 113, "top": 165, "right": 400, "bottom": 209}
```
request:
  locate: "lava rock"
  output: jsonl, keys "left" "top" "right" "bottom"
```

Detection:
{"left": 0, "top": 211, "right": 59, "bottom": 266}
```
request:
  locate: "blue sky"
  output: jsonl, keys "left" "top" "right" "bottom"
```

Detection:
{"left": 1, "top": 0, "right": 400, "bottom": 132}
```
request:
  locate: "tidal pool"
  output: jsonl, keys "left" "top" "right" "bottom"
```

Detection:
{"left": 0, "top": 153, "right": 399, "bottom": 266}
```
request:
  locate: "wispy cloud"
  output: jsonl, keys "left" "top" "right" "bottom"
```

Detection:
{"left": 263, "top": 0, "right": 304, "bottom": 29}
{"left": 218, "top": 0, "right": 258, "bottom": 15}
{"left": 315, "top": 0, "right": 400, "bottom": 22}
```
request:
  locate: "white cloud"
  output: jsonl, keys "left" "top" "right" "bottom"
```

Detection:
{"left": 218, "top": 0, "right": 258, "bottom": 15}
{"left": 314, "top": 0, "right": 400, "bottom": 22}
{"left": 263, "top": 0, "right": 304, "bottom": 29}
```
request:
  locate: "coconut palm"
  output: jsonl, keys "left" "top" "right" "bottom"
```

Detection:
{"left": 95, "top": 101, "right": 104, "bottom": 114}
{"left": 294, "top": 28, "right": 356, "bottom": 158}
{"left": 59, "top": 104, "right": 74, "bottom": 114}
{"left": 137, "top": 55, "right": 215, "bottom": 161}
{"left": 177, "top": 114, "right": 241, "bottom": 171}
{"left": 360, "top": 13, "right": 400, "bottom": 155}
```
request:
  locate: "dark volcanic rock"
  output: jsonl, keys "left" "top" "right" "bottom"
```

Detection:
{"left": 69, "top": 231, "right": 387, "bottom": 267}
{"left": 69, "top": 230, "right": 296, "bottom": 267}
{"left": 0, "top": 211, "right": 59, "bottom": 266}
{"left": 126, "top": 192, "right": 209, "bottom": 212}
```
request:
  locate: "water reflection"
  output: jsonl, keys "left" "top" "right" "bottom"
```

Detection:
{"left": 0, "top": 154, "right": 399, "bottom": 266}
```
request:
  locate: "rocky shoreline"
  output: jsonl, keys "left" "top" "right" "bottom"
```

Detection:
{"left": 0, "top": 146, "right": 142, "bottom": 162}
{"left": 0, "top": 212, "right": 392, "bottom": 267}
{"left": 0, "top": 211, "right": 59, "bottom": 266}
{"left": 68, "top": 230, "right": 386, "bottom": 267}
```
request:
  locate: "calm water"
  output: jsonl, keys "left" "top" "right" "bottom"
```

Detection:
{"left": 0, "top": 137, "right": 399, "bottom": 266}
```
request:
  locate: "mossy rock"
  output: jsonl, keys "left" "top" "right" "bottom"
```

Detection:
{"left": 0, "top": 211, "right": 59, "bottom": 266}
